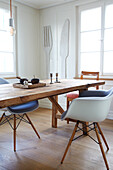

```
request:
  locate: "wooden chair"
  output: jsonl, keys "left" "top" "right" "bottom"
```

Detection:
{"left": 81, "top": 71, "right": 99, "bottom": 89}
{"left": 66, "top": 71, "right": 99, "bottom": 124}
{"left": 67, "top": 71, "right": 99, "bottom": 109}
{"left": 61, "top": 88, "right": 113, "bottom": 170}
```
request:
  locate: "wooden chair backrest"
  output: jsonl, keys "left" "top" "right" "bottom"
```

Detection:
{"left": 4, "top": 77, "right": 21, "bottom": 80}
{"left": 80, "top": 71, "right": 99, "bottom": 90}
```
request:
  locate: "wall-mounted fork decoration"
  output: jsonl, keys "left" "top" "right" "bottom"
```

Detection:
{"left": 43, "top": 26, "right": 53, "bottom": 78}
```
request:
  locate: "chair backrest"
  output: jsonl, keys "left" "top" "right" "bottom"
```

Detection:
{"left": 63, "top": 88, "right": 113, "bottom": 122}
{"left": 80, "top": 71, "right": 99, "bottom": 90}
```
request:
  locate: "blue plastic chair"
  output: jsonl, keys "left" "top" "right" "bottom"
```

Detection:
{"left": 0, "top": 78, "right": 40, "bottom": 152}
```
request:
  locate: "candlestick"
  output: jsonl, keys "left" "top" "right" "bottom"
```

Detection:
{"left": 56, "top": 73, "right": 58, "bottom": 82}
{"left": 50, "top": 73, "right": 53, "bottom": 84}
{"left": 55, "top": 73, "right": 60, "bottom": 83}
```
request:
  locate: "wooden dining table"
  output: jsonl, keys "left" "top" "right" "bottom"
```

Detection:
{"left": 0, "top": 79, "right": 105, "bottom": 128}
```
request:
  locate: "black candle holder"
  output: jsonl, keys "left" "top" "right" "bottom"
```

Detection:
{"left": 56, "top": 73, "right": 58, "bottom": 82}
{"left": 50, "top": 73, "right": 53, "bottom": 84}
{"left": 55, "top": 73, "right": 60, "bottom": 83}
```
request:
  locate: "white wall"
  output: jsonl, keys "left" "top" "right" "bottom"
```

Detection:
{"left": 16, "top": 3, "right": 40, "bottom": 79}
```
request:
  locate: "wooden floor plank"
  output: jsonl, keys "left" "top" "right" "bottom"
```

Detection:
{"left": 0, "top": 108, "right": 113, "bottom": 170}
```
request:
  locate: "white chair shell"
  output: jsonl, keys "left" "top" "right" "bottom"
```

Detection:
{"left": 63, "top": 92, "right": 113, "bottom": 122}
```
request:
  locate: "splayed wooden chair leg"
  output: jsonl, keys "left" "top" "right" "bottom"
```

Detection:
{"left": 61, "top": 121, "right": 79, "bottom": 164}
{"left": 25, "top": 113, "right": 40, "bottom": 139}
{"left": 97, "top": 123, "right": 109, "bottom": 151}
{"left": 67, "top": 99, "right": 70, "bottom": 124}
{"left": 14, "top": 114, "right": 16, "bottom": 152}
{"left": 94, "top": 123, "right": 109, "bottom": 170}
{"left": 0, "top": 113, "right": 5, "bottom": 123}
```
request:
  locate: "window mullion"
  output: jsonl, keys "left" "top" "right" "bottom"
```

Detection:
{"left": 77, "top": 7, "right": 81, "bottom": 76}
{"left": 100, "top": 2, "right": 105, "bottom": 76}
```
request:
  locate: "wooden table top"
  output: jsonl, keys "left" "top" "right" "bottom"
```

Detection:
{"left": 0, "top": 79, "right": 105, "bottom": 108}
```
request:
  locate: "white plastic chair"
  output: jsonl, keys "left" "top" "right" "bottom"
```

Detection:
{"left": 61, "top": 88, "right": 113, "bottom": 170}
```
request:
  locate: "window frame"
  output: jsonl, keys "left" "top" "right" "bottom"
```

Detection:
{"left": 77, "top": 0, "right": 113, "bottom": 78}
{"left": 0, "top": 2, "right": 16, "bottom": 77}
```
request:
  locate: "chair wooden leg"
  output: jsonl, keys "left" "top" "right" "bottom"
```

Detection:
{"left": 61, "top": 121, "right": 79, "bottom": 164}
{"left": 67, "top": 118, "right": 69, "bottom": 124}
{"left": 25, "top": 113, "right": 40, "bottom": 139}
{"left": 14, "top": 114, "right": 16, "bottom": 152}
{"left": 67, "top": 99, "right": 69, "bottom": 124}
{"left": 0, "top": 113, "right": 5, "bottom": 123}
{"left": 94, "top": 123, "right": 109, "bottom": 170}
{"left": 82, "top": 122, "right": 89, "bottom": 135}
{"left": 97, "top": 123, "right": 109, "bottom": 151}
{"left": 67, "top": 98, "right": 69, "bottom": 110}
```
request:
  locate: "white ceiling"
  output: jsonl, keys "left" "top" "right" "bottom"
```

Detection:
{"left": 14, "top": 0, "right": 77, "bottom": 9}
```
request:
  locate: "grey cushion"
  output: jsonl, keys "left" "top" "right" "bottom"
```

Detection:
{"left": 8, "top": 101, "right": 39, "bottom": 114}
{"left": 79, "top": 88, "right": 113, "bottom": 97}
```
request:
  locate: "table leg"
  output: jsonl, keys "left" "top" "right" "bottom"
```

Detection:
{"left": 52, "top": 96, "right": 58, "bottom": 128}
{"left": 48, "top": 96, "right": 64, "bottom": 128}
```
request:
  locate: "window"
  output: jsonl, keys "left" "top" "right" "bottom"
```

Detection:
{"left": 78, "top": 1, "right": 113, "bottom": 77}
{"left": 0, "top": 3, "right": 16, "bottom": 76}
{"left": 104, "top": 4, "right": 113, "bottom": 74}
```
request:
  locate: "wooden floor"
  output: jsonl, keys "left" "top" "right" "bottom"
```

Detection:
{"left": 0, "top": 108, "right": 113, "bottom": 170}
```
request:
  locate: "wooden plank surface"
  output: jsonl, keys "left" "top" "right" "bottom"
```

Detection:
{"left": 0, "top": 79, "right": 105, "bottom": 108}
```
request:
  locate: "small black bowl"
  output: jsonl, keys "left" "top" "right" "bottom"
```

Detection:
{"left": 31, "top": 78, "right": 40, "bottom": 84}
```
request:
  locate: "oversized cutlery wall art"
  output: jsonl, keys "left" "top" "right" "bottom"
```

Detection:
{"left": 60, "top": 19, "right": 70, "bottom": 78}
{"left": 43, "top": 25, "right": 53, "bottom": 78}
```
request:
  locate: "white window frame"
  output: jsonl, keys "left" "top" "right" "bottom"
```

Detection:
{"left": 0, "top": 2, "right": 16, "bottom": 77}
{"left": 77, "top": 0, "right": 113, "bottom": 78}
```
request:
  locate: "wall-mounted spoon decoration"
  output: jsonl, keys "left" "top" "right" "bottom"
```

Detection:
{"left": 60, "top": 19, "right": 70, "bottom": 79}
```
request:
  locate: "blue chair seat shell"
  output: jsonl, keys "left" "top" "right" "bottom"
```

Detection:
{"left": 79, "top": 88, "right": 113, "bottom": 97}
{"left": 0, "top": 78, "right": 9, "bottom": 84}
{"left": 8, "top": 101, "right": 39, "bottom": 114}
